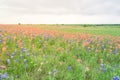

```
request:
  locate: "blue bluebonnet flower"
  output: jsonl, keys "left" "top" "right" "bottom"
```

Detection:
{"left": 113, "top": 49, "right": 117, "bottom": 54}
{"left": 0, "top": 73, "right": 9, "bottom": 79}
{"left": 101, "top": 44, "right": 104, "bottom": 50}
{"left": 15, "top": 60, "right": 19, "bottom": 63}
{"left": 12, "top": 51, "right": 17, "bottom": 56}
{"left": 0, "top": 73, "right": 2, "bottom": 80}
{"left": 49, "top": 69, "right": 58, "bottom": 76}
{"left": 113, "top": 64, "right": 117, "bottom": 69}
{"left": 100, "top": 64, "right": 106, "bottom": 73}
{"left": 52, "top": 69, "right": 58, "bottom": 75}
{"left": 67, "top": 66, "right": 72, "bottom": 71}
{"left": 100, "top": 64, "right": 104, "bottom": 68}
{"left": 87, "top": 47, "right": 90, "bottom": 53}
{"left": 21, "top": 47, "right": 26, "bottom": 53}
{"left": 1, "top": 73, "right": 8, "bottom": 79}
{"left": 43, "top": 54, "right": 48, "bottom": 58}
{"left": 0, "top": 39, "right": 2, "bottom": 43}
{"left": 23, "top": 59, "right": 28, "bottom": 69}
{"left": 24, "top": 59, "right": 27, "bottom": 64}
{"left": 101, "top": 68, "right": 106, "bottom": 73}
{"left": 112, "top": 76, "right": 119, "bottom": 80}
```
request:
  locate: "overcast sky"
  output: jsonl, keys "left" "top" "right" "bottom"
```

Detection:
{"left": 0, "top": 0, "right": 120, "bottom": 24}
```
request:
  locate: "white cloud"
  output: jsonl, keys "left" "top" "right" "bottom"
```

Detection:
{"left": 0, "top": 0, "right": 120, "bottom": 24}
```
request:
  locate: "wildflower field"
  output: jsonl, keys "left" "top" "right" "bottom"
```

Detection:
{"left": 0, "top": 24, "right": 120, "bottom": 80}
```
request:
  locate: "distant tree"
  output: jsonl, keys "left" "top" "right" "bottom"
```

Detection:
{"left": 18, "top": 23, "right": 21, "bottom": 25}
{"left": 83, "top": 25, "right": 88, "bottom": 27}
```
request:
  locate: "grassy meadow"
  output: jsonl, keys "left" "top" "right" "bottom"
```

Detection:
{"left": 35, "top": 25, "right": 120, "bottom": 36}
{"left": 0, "top": 24, "right": 120, "bottom": 80}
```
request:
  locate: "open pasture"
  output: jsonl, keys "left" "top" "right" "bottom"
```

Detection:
{"left": 0, "top": 24, "right": 120, "bottom": 80}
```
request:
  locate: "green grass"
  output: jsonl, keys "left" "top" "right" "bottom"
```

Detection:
{"left": 36, "top": 25, "right": 120, "bottom": 36}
